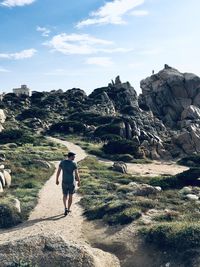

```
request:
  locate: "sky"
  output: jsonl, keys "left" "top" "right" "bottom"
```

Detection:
{"left": 0, "top": 0, "right": 199, "bottom": 94}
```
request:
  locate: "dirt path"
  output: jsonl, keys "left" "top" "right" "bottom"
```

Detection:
{"left": 0, "top": 137, "right": 88, "bottom": 245}
{"left": 98, "top": 158, "right": 188, "bottom": 177}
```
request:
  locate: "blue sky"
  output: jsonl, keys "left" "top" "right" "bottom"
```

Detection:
{"left": 0, "top": 0, "right": 199, "bottom": 94}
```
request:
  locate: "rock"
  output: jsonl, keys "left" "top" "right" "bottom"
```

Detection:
{"left": 129, "top": 183, "right": 161, "bottom": 196}
{"left": 0, "top": 153, "right": 6, "bottom": 162}
{"left": 3, "top": 170, "right": 11, "bottom": 188}
{"left": 155, "top": 186, "right": 162, "bottom": 192}
{"left": 11, "top": 198, "right": 21, "bottom": 213}
{"left": 0, "top": 181, "right": 3, "bottom": 193}
{"left": 0, "top": 172, "right": 5, "bottom": 187}
{"left": 0, "top": 235, "right": 120, "bottom": 267}
{"left": 32, "top": 160, "right": 51, "bottom": 169}
{"left": 185, "top": 194, "right": 199, "bottom": 201}
{"left": 135, "top": 184, "right": 161, "bottom": 196}
{"left": 113, "top": 162, "right": 127, "bottom": 174}
{"left": 179, "top": 186, "right": 193, "bottom": 195}
{"left": 181, "top": 105, "right": 200, "bottom": 120}
{"left": 0, "top": 109, "right": 6, "bottom": 123}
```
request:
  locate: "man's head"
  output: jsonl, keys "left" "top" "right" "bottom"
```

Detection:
{"left": 67, "top": 152, "right": 76, "bottom": 161}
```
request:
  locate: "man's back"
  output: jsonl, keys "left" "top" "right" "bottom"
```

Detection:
{"left": 59, "top": 159, "right": 77, "bottom": 184}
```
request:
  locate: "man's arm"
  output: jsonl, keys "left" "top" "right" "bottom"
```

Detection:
{"left": 56, "top": 166, "right": 61, "bottom": 185}
{"left": 75, "top": 169, "right": 80, "bottom": 187}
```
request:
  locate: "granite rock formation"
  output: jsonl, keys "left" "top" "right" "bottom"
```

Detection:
{"left": 0, "top": 235, "right": 120, "bottom": 267}
{"left": 1, "top": 66, "right": 200, "bottom": 159}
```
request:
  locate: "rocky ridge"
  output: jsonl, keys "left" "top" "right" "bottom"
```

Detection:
{"left": 0, "top": 65, "right": 200, "bottom": 159}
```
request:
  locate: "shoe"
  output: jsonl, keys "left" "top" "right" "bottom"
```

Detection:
{"left": 64, "top": 208, "right": 68, "bottom": 216}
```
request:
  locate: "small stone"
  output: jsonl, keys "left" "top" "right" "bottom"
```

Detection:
{"left": 186, "top": 194, "right": 199, "bottom": 201}
{"left": 179, "top": 187, "right": 192, "bottom": 195}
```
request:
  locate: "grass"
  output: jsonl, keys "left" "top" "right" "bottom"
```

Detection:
{"left": 140, "top": 222, "right": 200, "bottom": 250}
{"left": 78, "top": 155, "right": 200, "bottom": 252}
{"left": 0, "top": 136, "right": 67, "bottom": 226}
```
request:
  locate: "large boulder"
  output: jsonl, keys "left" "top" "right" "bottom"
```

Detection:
{"left": 140, "top": 65, "right": 200, "bottom": 126}
{"left": 113, "top": 162, "right": 128, "bottom": 174}
{"left": 0, "top": 109, "right": 6, "bottom": 133}
{"left": 3, "top": 170, "right": 12, "bottom": 188}
{"left": 0, "top": 235, "right": 120, "bottom": 267}
{"left": 181, "top": 105, "right": 200, "bottom": 120}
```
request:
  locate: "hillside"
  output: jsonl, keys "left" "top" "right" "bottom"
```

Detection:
{"left": 1, "top": 65, "right": 200, "bottom": 161}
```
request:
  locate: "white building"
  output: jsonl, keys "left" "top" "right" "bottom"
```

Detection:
{"left": 13, "top": 85, "right": 31, "bottom": 96}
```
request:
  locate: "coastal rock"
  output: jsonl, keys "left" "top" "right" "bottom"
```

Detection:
{"left": 0, "top": 235, "right": 120, "bottom": 267}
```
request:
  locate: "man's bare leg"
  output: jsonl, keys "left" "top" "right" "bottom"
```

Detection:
{"left": 68, "top": 194, "right": 73, "bottom": 212}
{"left": 63, "top": 194, "right": 68, "bottom": 209}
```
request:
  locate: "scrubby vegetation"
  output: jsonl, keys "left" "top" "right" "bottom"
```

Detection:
{"left": 0, "top": 136, "right": 66, "bottom": 227}
{"left": 78, "top": 157, "right": 200, "bottom": 227}
{"left": 140, "top": 222, "right": 200, "bottom": 250}
{"left": 178, "top": 154, "right": 200, "bottom": 167}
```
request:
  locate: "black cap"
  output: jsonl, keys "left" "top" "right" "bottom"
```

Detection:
{"left": 67, "top": 152, "right": 76, "bottom": 157}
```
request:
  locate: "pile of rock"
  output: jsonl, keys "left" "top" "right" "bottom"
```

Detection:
{"left": 0, "top": 153, "right": 12, "bottom": 193}
{"left": 179, "top": 186, "right": 200, "bottom": 201}
{"left": 128, "top": 182, "right": 162, "bottom": 196}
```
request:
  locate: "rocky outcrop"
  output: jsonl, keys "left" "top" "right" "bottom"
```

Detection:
{"left": 0, "top": 109, "right": 6, "bottom": 132}
{"left": 140, "top": 65, "right": 200, "bottom": 126}
{"left": 0, "top": 154, "right": 12, "bottom": 192}
{"left": 0, "top": 235, "right": 120, "bottom": 267}
{"left": 140, "top": 65, "right": 200, "bottom": 156}
{"left": 1, "top": 67, "right": 200, "bottom": 159}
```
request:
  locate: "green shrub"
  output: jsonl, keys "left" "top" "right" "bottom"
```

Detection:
{"left": 141, "top": 222, "right": 200, "bottom": 250}
{"left": 94, "top": 123, "right": 122, "bottom": 137}
{"left": 100, "top": 134, "right": 122, "bottom": 141}
{"left": 49, "top": 121, "right": 86, "bottom": 134}
{"left": 178, "top": 154, "right": 200, "bottom": 167}
{"left": 0, "top": 129, "right": 35, "bottom": 145}
{"left": 18, "top": 107, "right": 49, "bottom": 120}
{"left": 0, "top": 203, "right": 22, "bottom": 228}
{"left": 104, "top": 207, "right": 141, "bottom": 225}
{"left": 103, "top": 139, "right": 139, "bottom": 155}
{"left": 149, "top": 168, "right": 200, "bottom": 189}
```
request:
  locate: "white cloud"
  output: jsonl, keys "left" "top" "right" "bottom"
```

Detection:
{"left": 131, "top": 9, "right": 149, "bottom": 16}
{"left": 86, "top": 57, "right": 114, "bottom": 67}
{"left": 76, "top": 0, "right": 145, "bottom": 28}
{"left": 36, "top": 26, "right": 51, "bottom": 37}
{"left": 139, "top": 48, "right": 163, "bottom": 55}
{"left": 0, "top": 49, "right": 37, "bottom": 60}
{"left": 44, "top": 33, "right": 131, "bottom": 55}
{"left": 0, "top": 67, "right": 10, "bottom": 72}
{"left": 0, "top": 0, "right": 35, "bottom": 7}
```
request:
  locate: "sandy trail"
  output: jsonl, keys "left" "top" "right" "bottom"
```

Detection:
{"left": 0, "top": 137, "right": 88, "bottom": 245}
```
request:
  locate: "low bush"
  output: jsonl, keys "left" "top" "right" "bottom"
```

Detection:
{"left": 141, "top": 222, "right": 200, "bottom": 250}
{"left": 104, "top": 207, "right": 141, "bottom": 225}
{"left": 103, "top": 139, "right": 139, "bottom": 155}
{"left": 149, "top": 168, "right": 200, "bottom": 189}
{"left": 18, "top": 107, "right": 49, "bottom": 120}
{"left": 0, "top": 202, "right": 22, "bottom": 228}
{"left": 49, "top": 121, "right": 86, "bottom": 134}
{"left": 178, "top": 154, "right": 200, "bottom": 167}
{"left": 0, "top": 129, "right": 35, "bottom": 145}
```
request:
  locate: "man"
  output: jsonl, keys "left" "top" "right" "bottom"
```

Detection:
{"left": 56, "top": 152, "right": 80, "bottom": 216}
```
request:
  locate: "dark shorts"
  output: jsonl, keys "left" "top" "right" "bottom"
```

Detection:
{"left": 62, "top": 183, "right": 75, "bottom": 195}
